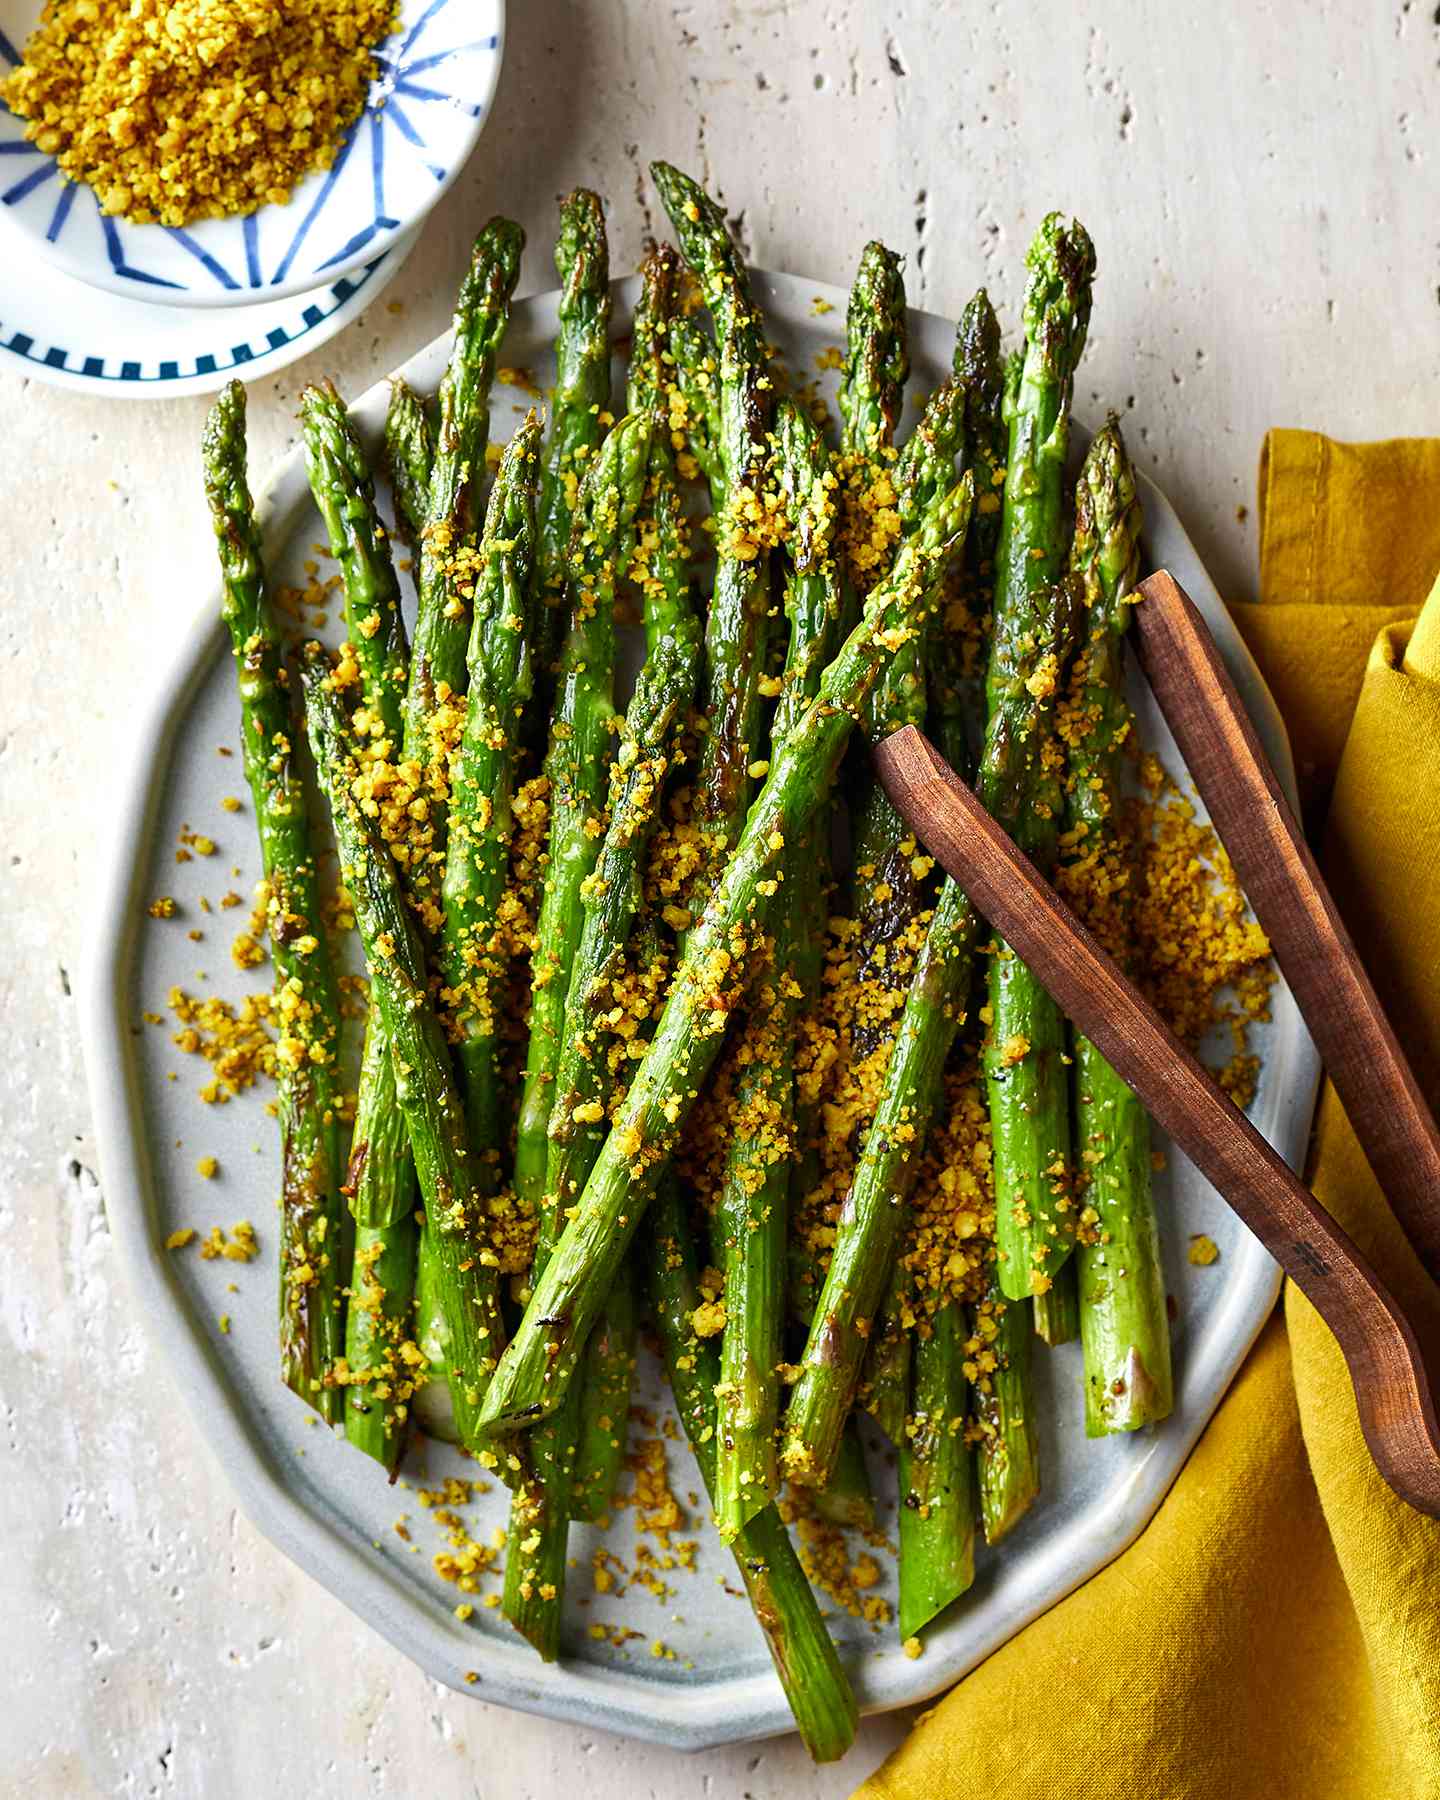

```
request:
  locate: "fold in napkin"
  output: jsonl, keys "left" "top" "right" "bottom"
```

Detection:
{"left": 855, "top": 432, "right": 1440, "bottom": 1800}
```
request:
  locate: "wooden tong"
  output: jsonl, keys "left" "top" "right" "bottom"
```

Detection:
{"left": 874, "top": 569, "right": 1440, "bottom": 1517}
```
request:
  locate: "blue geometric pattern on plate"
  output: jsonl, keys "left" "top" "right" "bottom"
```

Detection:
{"left": 0, "top": 0, "right": 502, "bottom": 306}
{"left": 0, "top": 252, "right": 391, "bottom": 390}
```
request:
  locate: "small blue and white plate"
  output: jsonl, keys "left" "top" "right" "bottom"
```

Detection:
{"left": 0, "top": 0, "right": 502, "bottom": 308}
{"left": 0, "top": 222, "right": 417, "bottom": 397}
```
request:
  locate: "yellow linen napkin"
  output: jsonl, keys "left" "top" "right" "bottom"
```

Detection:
{"left": 854, "top": 433, "right": 1440, "bottom": 1800}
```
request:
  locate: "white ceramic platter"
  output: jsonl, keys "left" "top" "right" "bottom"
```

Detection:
{"left": 80, "top": 271, "right": 1321, "bottom": 1752}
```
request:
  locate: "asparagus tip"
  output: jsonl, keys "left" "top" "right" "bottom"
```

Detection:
{"left": 556, "top": 187, "right": 609, "bottom": 295}
{"left": 1021, "top": 212, "right": 1096, "bottom": 378}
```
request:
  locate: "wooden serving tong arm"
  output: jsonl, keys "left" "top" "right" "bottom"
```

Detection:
{"left": 872, "top": 569, "right": 1440, "bottom": 1518}
{"left": 1130, "top": 571, "right": 1440, "bottom": 1284}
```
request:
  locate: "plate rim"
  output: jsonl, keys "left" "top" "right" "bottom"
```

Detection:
{"left": 0, "top": 225, "right": 418, "bottom": 399}
{"left": 78, "top": 268, "right": 1321, "bottom": 1750}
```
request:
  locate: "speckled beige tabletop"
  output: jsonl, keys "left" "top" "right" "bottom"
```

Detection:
{"left": 5, "top": 3, "right": 1435, "bottom": 1794}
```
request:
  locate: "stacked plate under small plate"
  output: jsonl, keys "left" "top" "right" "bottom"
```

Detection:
{"left": 0, "top": 0, "right": 504, "bottom": 396}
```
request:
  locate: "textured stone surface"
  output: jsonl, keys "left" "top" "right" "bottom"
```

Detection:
{"left": 3, "top": 3, "right": 1435, "bottom": 1793}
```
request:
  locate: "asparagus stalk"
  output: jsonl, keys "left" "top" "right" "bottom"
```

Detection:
{"left": 299, "top": 379, "right": 417, "bottom": 1462}
{"left": 342, "top": 1221, "right": 419, "bottom": 1470}
{"left": 812, "top": 1418, "right": 876, "bottom": 1530}
{"left": 929, "top": 290, "right": 1006, "bottom": 770}
{"left": 202, "top": 381, "right": 346, "bottom": 1425}
{"left": 983, "top": 591, "right": 1083, "bottom": 1334}
{"left": 836, "top": 239, "right": 909, "bottom": 610}
{"left": 477, "top": 472, "right": 975, "bottom": 1437}
{"left": 348, "top": 217, "right": 524, "bottom": 1235}
{"left": 512, "top": 413, "right": 653, "bottom": 1223}
{"left": 507, "top": 566, "right": 699, "bottom": 1653}
{"left": 780, "top": 385, "right": 972, "bottom": 1487}
{"left": 861, "top": 1279, "right": 911, "bottom": 1445}
{"left": 1076, "top": 1111, "right": 1149, "bottom": 1409}
{"left": 992, "top": 218, "right": 1095, "bottom": 605}
{"left": 405, "top": 218, "right": 526, "bottom": 763}
{"left": 770, "top": 402, "right": 846, "bottom": 739}
{"left": 1032, "top": 1251, "right": 1080, "bottom": 1345}
{"left": 568, "top": 1272, "right": 637, "bottom": 1522}
{"left": 648, "top": 1180, "right": 858, "bottom": 1763}
{"left": 783, "top": 867, "right": 981, "bottom": 1488}
{"left": 624, "top": 242, "right": 694, "bottom": 670}
{"left": 787, "top": 252, "right": 912, "bottom": 1332}
{"left": 972, "top": 1280, "right": 1040, "bottom": 1541}
{"left": 846, "top": 382, "right": 971, "bottom": 1432}
{"left": 816, "top": 383, "right": 970, "bottom": 1368}
{"left": 411, "top": 1243, "right": 459, "bottom": 1444}
{"left": 921, "top": 500, "right": 1053, "bottom": 1537}
{"left": 712, "top": 398, "right": 842, "bottom": 1540}
{"left": 571, "top": 242, "right": 691, "bottom": 1531}
{"left": 500, "top": 1390, "right": 576, "bottom": 1658}
{"left": 343, "top": 1042, "right": 419, "bottom": 1453}
{"left": 651, "top": 160, "right": 776, "bottom": 886}
{"left": 842, "top": 324, "right": 993, "bottom": 1425}
{"left": 1064, "top": 419, "right": 1172, "bottom": 1434}
{"left": 984, "top": 214, "right": 1095, "bottom": 1306}
{"left": 438, "top": 413, "right": 542, "bottom": 1175}
{"left": 401, "top": 223, "right": 529, "bottom": 1440}
{"left": 627, "top": 241, "right": 679, "bottom": 428}
{"left": 300, "top": 646, "right": 507, "bottom": 1451}
{"left": 847, "top": 378, "right": 967, "bottom": 1041}
{"left": 941, "top": 289, "right": 1041, "bottom": 1516}
{"left": 532, "top": 189, "right": 613, "bottom": 693}
{"left": 954, "top": 292, "right": 1007, "bottom": 583}
{"left": 838, "top": 241, "right": 909, "bottom": 460}
{"left": 504, "top": 251, "right": 693, "bottom": 1643}
{"left": 343, "top": 1024, "right": 418, "bottom": 1415}
{"left": 710, "top": 990, "right": 794, "bottom": 1540}
{"left": 301, "top": 379, "right": 409, "bottom": 743}
{"left": 898, "top": 1300, "right": 975, "bottom": 1640}
{"left": 500, "top": 414, "right": 656, "bottom": 1654}
{"left": 649, "top": 162, "right": 784, "bottom": 1533}
{"left": 666, "top": 312, "right": 722, "bottom": 492}
{"left": 384, "top": 377, "right": 435, "bottom": 549}
{"left": 320, "top": 225, "right": 520, "bottom": 1462}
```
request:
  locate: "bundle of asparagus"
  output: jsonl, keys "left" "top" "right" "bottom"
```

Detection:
{"left": 204, "top": 160, "right": 1179, "bottom": 1761}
